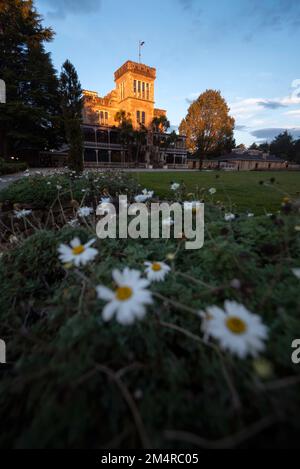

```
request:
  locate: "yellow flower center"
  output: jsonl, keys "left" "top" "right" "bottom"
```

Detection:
{"left": 116, "top": 286, "right": 133, "bottom": 301}
{"left": 226, "top": 316, "right": 247, "bottom": 334}
{"left": 72, "top": 245, "right": 85, "bottom": 255}
{"left": 152, "top": 263, "right": 162, "bottom": 272}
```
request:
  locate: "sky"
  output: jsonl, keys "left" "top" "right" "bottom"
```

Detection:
{"left": 35, "top": 0, "right": 300, "bottom": 146}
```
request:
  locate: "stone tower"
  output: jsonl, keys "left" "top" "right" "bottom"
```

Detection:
{"left": 83, "top": 60, "right": 166, "bottom": 129}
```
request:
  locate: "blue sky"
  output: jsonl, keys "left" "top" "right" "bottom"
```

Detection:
{"left": 36, "top": 0, "right": 300, "bottom": 145}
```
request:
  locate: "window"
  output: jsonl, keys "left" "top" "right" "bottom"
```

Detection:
{"left": 142, "top": 111, "right": 146, "bottom": 125}
{"left": 133, "top": 80, "right": 137, "bottom": 94}
{"left": 105, "top": 112, "right": 108, "bottom": 122}
{"left": 146, "top": 83, "right": 149, "bottom": 100}
{"left": 142, "top": 82, "right": 145, "bottom": 98}
{"left": 100, "top": 111, "right": 104, "bottom": 123}
{"left": 138, "top": 81, "right": 141, "bottom": 94}
{"left": 136, "top": 110, "right": 141, "bottom": 123}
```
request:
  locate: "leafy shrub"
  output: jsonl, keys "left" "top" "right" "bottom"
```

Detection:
{"left": 0, "top": 158, "right": 27, "bottom": 175}
{"left": 0, "top": 213, "right": 300, "bottom": 449}
{"left": 0, "top": 171, "right": 141, "bottom": 209}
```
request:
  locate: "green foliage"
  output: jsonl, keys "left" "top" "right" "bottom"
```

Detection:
{"left": 270, "top": 130, "right": 300, "bottom": 163}
{"left": 0, "top": 171, "right": 141, "bottom": 209}
{"left": 0, "top": 212, "right": 300, "bottom": 448}
{"left": 0, "top": 158, "right": 27, "bottom": 175}
{"left": 59, "top": 60, "right": 83, "bottom": 173}
{"left": 0, "top": 0, "right": 64, "bottom": 160}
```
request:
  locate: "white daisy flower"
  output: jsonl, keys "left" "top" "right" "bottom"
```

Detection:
{"left": 201, "top": 301, "right": 268, "bottom": 359}
{"left": 144, "top": 261, "right": 171, "bottom": 282}
{"left": 247, "top": 213, "right": 254, "bottom": 218}
{"left": 134, "top": 194, "right": 149, "bottom": 203}
{"left": 56, "top": 185, "right": 62, "bottom": 190}
{"left": 67, "top": 218, "right": 79, "bottom": 227}
{"left": 224, "top": 213, "right": 236, "bottom": 222}
{"left": 171, "top": 182, "right": 180, "bottom": 191}
{"left": 134, "top": 189, "right": 154, "bottom": 203}
{"left": 292, "top": 268, "right": 300, "bottom": 279}
{"left": 77, "top": 206, "right": 93, "bottom": 218}
{"left": 14, "top": 209, "right": 32, "bottom": 219}
{"left": 96, "top": 268, "right": 153, "bottom": 325}
{"left": 209, "top": 187, "right": 217, "bottom": 195}
{"left": 58, "top": 237, "right": 98, "bottom": 267}
{"left": 142, "top": 189, "right": 154, "bottom": 199}
{"left": 100, "top": 197, "right": 111, "bottom": 204}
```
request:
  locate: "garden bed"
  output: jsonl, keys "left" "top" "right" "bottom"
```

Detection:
{"left": 0, "top": 171, "right": 300, "bottom": 449}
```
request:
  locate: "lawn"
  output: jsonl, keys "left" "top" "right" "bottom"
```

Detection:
{"left": 133, "top": 171, "right": 300, "bottom": 214}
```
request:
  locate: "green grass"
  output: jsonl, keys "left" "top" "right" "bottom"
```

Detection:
{"left": 133, "top": 171, "right": 300, "bottom": 214}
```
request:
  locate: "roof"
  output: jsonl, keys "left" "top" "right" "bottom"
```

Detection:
{"left": 219, "top": 152, "right": 284, "bottom": 162}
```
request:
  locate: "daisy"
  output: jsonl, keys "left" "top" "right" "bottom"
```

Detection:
{"left": 77, "top": 206, "right": 93, "bottom": 218}
{"left": 14, "top": 209, "right": 32, "bottom": 219}
{"left": 171, "top": 182, "right": 180, "bottom": 191}
{"left": 142, "top": 189, "right": 154, "bottom": 199}
{"left": 134, "top": 189, "right": 153, "bottom": 203}
{"left": 247, "top": 213, "right": 254, "bottom": 218}
{"left": 100, "top": 197, "right": 111, "bottom": 204}
{"left": 224, "top": 213, "right": 235, "bottom": 222}
{"left": 201, "top": 301, "right": 268, "bottom": 359}
{"left": 209, "top": 187, "right": 217, "bottom": 195}
{"left": 292, "top": 268, "right": 300, "bottom": 279}
{"left": 134, "top": 194, "right": 149, "bottom": 203}
{"left": 144, "top": 261, "right": 171, "bottom": 282}
{"left": 58, "top": 237, "right": 98, "bottom": 267}
{"left": 96, "top": 268, "right": 153, "bottom": 325}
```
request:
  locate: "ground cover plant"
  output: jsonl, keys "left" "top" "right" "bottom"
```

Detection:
{"left": 0, "top": 171, "right": 300, "bottom": 449}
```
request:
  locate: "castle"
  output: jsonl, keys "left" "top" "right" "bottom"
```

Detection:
{"left": 81, "top": 60, "right": 187, "bottom": 168}
{"left": 83, "top": 60, "right": 167, "bottom": 129}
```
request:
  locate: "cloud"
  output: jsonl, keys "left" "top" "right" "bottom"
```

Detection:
{"left": 40, "top": 0, "right": 102, "bottom": 19}
{"left": 235, "top": 125, "right": 248, "bottom": 131}
{"left": 257, "top": 100, "right": 287, "bottom": 110}
{"left": 242, "top": 0, "right": 300, "bottom": 37}
{"left": 250, "top": 127, "right": 300, "bottom": 141}
{"left": 285, "top": 109, "right": 300, "bottom": 116}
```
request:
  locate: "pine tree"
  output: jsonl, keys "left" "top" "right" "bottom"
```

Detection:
{"left": 0, "top": 0, "right": 64, "bottom": 161}
{"left": 59, "top": 60, "right": 83, "bottom": 173}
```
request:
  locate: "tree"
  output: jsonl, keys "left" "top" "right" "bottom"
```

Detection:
{"left": 258, "top": 142, "right": 270, "bottom": 153}
{"left": 270, "top": 131, "right": 294, "bottom": 161}
{"left": 0, "top": 0, "right": 63, "bottom": 161}
{"left": 152, "top": 115, "right": 170, "bottom": 133}
{"left": 179, "top": 90, "right": 235, "bottom": 165}
{"left": 59, "top": 60, "right": 83, "bottom": 173}
{"left": 249, "top": 143, "right": 258, "bottom": 150}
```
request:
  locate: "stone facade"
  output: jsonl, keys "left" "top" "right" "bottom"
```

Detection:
{"left": 83, "top": 60, "right": 166, "bottom": 129}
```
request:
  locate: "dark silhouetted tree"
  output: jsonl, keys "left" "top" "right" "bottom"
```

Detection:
{"left": 59, "top": 60, "right": 83, "bottom": 173}
{"left": 0, "top": 0, "right": 63, "bottom": 161}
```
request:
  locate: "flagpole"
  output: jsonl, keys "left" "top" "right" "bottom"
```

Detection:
{"left": 139, "top": 41, "right": 141, "bottom": 63}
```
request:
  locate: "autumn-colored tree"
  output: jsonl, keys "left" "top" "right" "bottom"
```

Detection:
{"left": 179, "top": 90, "right": 235, "bottom": 164}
